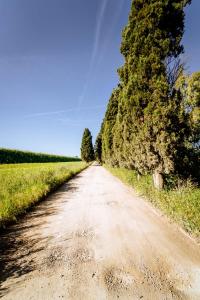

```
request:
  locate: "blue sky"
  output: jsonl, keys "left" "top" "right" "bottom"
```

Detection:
{"left": 0, "top": 0, "right": 199, "bottom": 157}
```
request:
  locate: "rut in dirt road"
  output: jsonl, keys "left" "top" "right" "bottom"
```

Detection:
{"left": 0, "top": 166, "right": 200, "bottom": 300}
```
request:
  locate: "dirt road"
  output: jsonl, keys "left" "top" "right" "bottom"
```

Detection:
{"left": 0, "top": 166, "right": 200, "bottom": 299}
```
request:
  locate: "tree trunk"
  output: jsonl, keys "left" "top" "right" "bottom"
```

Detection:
{"left": 137, "top": 173, "right": 141, "bottom": 181}
{"left": 153, "top": 171, "right": 164, "bottom": 190}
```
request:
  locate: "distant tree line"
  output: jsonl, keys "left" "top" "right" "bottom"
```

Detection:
{"left": 0, "top": 148, "right": 81, "bottom": 164}
{"left": 96, "top": 0, "right": 199, "bottom": 189}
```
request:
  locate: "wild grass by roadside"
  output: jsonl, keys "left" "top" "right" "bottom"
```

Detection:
{"left": 0, "top": 162, "right": 87, "bottom": 227}
{"left": 106, "top": 166, "right": 200, "bottom": 237}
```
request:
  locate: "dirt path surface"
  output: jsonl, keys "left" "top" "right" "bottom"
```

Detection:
{"left": 0, "top": 166, "right": 200, "bottom": 300}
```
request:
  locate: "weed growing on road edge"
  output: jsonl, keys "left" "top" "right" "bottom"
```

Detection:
{"left": 106, "top": 166, "right": 200, "bottom": 237}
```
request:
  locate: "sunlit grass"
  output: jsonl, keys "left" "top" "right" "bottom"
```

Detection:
{"left": 0, "top": 162, "right": 87, "bottom": 227}
{"left": 106, "top": 166, "right": 200, "bottom": 236}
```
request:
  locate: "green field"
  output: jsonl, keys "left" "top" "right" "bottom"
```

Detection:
{"left": 106, "top": 166, "right": 200, "bottom": 237}
{"left": 0, "top": 162, "right": 87, "bottom": 227}
{"left": 0, "top": 148, "right": 81, "bottom": 164}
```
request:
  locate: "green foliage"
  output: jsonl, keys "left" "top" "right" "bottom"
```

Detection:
{"left": 100, "top": 0, "right": 193, "bottom": 184}
{"left": 94, "top": 133, "right": 102, "bottom": 162}
{"left": 187, "top": 72, "right": 200, "bottom": 148}
{"left": 174, "top": 71, "right": 200, "bottom": 181}
{"left": 81, "top": 128, "right": 95, "bottom": 162}
{"left": 101, "top": 87, "right": 120, "bottom": 166}
{"left": 107, "top": 166, "right": 200, "bottom": 236}
{"left": 0, "top": 162, "right": 87, "bottom": 227}
{"left": 176, "top": 71, "right": 200, "bottom": 146}
{"left": 0, "top": 148, "right": 81, "bottom": 164}
{"left": 115, "top": 0, "right": 191, "bottom": 174}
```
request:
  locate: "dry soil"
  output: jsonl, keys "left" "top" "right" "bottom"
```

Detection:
{"left": 0, "top": 166, "right": 200, "bottom": 299}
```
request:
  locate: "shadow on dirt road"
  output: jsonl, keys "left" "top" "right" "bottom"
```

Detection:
{"left": 0, "top": 180, "right": 78, "bottom": 297}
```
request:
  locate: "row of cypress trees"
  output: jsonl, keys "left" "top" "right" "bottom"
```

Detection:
{"left": 96, "top": 0, "right": 199, "bottom": 189}
{"left": 80, "top": 128, "right": 102, "bottom": 163}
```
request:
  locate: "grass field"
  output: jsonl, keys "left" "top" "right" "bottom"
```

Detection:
{"left": 0, "top": 148, "right": 81, "bottom": 164}
{"left": 0, "top": 162, "right": 87, "bottom": 227}
{"left": 106, "top": 166, "right": 200, "bottom": 237}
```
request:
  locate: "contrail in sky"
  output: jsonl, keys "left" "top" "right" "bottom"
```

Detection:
{"left": 77, "top": 0, "right": 108, "bottom": 109}
{"left": 25, "top": 105, "right": 106, "bottom": 118}
{"left": 25, "top": 110, "right": 73, "bottom": 118}
{"left": 97, "top": 0, "right": 126, "bottom": 66}
{"left": 90, "top": 0, "right": 108, "bottom": 72}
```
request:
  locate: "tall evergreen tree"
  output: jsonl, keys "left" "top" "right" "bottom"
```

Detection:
{"left": 102, "top": 87, "right": 120, "bottom": 166}
{"left": 94, "top": 133, "right": 102, "bottom": 163}
{"left": 111, "top": 0, "right": 191, "bottom": 188}
{"left": 81, "top": 128, "right": 94, "bottom": 162}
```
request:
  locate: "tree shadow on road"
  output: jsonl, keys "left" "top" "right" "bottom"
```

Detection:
{"left": 0, "top": 181, "right": 78, "bottom": 297}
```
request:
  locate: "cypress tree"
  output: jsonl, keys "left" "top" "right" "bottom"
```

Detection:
{"left": 94, "top": 133, "right": 102, "bottom": 163}
{"left": 81, "top": 128, "right": 94, "bottom": 162}
{"left": 101, "top": 87, "right": 120, "bottom": 166}
{"left": 112, "top": 0, "right": 191, "bottom": 188}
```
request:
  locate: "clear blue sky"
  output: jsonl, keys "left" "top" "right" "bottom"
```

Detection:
{"left": 0, "top": 0, "right": 199, "bottom": 156}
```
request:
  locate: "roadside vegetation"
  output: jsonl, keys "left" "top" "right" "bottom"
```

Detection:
{"left": 97, "top": 0, "right": 199, "bottom": 189}
{"left": 0, "top": 162, "right": 87, "bottom": 227}
{"left": 106, "top": 166, "right": 200, "bottom": 236}
{"left": 94, "top": 0, "right": 199, "bottom": 237}
{"left": 81, "top": 128, "right": 95, "bottom": 162}
{"left": 0, "top": 148, "right": 81, "bottom": 164}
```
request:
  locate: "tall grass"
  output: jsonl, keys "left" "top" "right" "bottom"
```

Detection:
{"left": 106, "top": 166, "right": 200, "bottom": 237}
{"left": 0, "top": 162, "right": 87, "bottom": 227}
